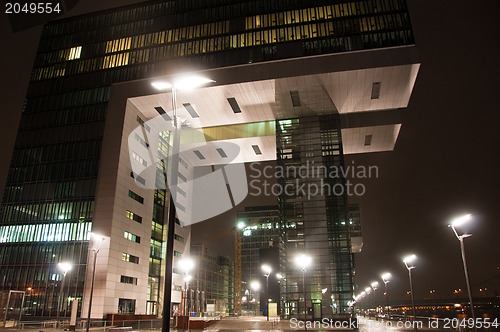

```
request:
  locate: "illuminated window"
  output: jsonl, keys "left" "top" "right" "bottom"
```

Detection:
{"left": 53, "top": 65, "right": 66, "bottom": 77}
{"left": 67, "top": 46, "right": 82, "bottom": 60}
{"left": 105, "top": 37, "right": 131, "bottom": 53}
{"left": 0, "top": 222, "right": 91, "bottom": 243}
{"left": 102, "top": 53, "right": 129, "bottom": 69}
{"left": 122, "top": 253, "right": 140, "bottom": 264}
{"left": 126, "top": 210, "right": 142, "bottom": 223}
{"left": 124, "top": 231, "right": 141, "bottom": 243}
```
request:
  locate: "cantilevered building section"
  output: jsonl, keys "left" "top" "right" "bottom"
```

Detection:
{"left": 0, "top": 0, "right": 418, "bottom": 320}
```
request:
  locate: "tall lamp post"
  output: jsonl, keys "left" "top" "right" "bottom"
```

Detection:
{"left": 261, "top": 264, "right": 272, "bottom": 321}
{"left": 276, "top": 273, "right": 283, "bottom": 318}
{"left": 86, "top": 233, "right": 105, "bottom": 332}
{"left": 295, "top": 254, "right": 312, "bottom": 331}
{"left": 381, "top": 272, "right": 392, "bottom": 319}
{"left": 370, "top": 281, "right": 379, "bottom": 313}
{"left": 152, "top": 76, "right": 214, "bottom": 332}
{"left": 178, "top": 257, "right": 195, "bottom": 332}
{"left": 403, "top": 254, "right": 418, "bottom": 331}
{"left": 250, "top": 281, "right": 260, "bottom": 316}
{"left": 364, "top": 287, "right": 372, "bottom": 312}
{"left": 57, "top": 262, "right": 72, "bottom": 319}
{"left": 448, "top": 214, "right": 476, "bottom": 332}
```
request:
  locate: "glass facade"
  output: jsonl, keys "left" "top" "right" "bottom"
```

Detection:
{"left": 191, "top": 245, "right": 234, "bottom": 316}
{"left": 236, "top": 206, "right": 284, "bottom": 315}
{"left": 277, "top": 115, "right": 353, "bottom": 319}
{"left": 0, "top": 0, "right": 414, "bottom": 318}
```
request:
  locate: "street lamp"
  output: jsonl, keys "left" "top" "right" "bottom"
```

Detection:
{"left": 295, "top": 254, "right": 312, "bottom": 331}
{"left": 363, "top": 287, "right": 371, "bottom": 311}
{"left": 276, "top": 273, "right": 283, "bottom": 319}
{"left": 152, "top": 75, "right": 214, "bottom": 332}
{"left": 86, "top": 233, "right": 105, "bottom": 332}
{"left": 449, "top": 214, "right": 476, "bottom": 331}
{"left": 26, "top": 287, "right": 33, "bottom": 315}
{"left": 57, "top": 262, "right": 72, "bottom": 319}
{"left": 261, "top": 264, "right": 272, "bottom": 321}
{"left": 178, "top": 257, "right": 195, "bottom": 331}
{"left": 371, "top": 281, "right": 379, "bottom": 311}
{"left": 403, "top": 254, "right": 417, "bottom": 331}
{"left": 381, "top": 272, "right": 392, "bottom": 319}
{"left": 250, "top": 281, "right": 260, "bottom": 316}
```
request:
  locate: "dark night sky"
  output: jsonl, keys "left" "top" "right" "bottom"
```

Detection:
{"left": 1, "top": 0, "right": 499, "bottom": 303}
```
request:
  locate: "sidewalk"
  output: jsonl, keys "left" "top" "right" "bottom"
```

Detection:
{"left": 0, "top": 316, "right": 450, "bottom": 332}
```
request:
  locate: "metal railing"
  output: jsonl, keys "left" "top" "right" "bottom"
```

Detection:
{"left": 14, "top": 319, "right": 164, "bottom": 330}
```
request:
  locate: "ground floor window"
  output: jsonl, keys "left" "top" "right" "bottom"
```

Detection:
{"left": 118, "top": 298, "right": 136, "bottom": 314}
{"left": 146, "top": 300, "right": 157, "bottom": 315}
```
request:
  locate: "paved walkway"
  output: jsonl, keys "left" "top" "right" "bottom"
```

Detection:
{"left": 204, "top": 316, "right": 448, "bottom": 331}
{"left": 0, "top": 316, "right": 449, "bottom": 332}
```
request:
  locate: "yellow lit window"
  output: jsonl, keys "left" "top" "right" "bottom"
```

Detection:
{"left": 67, "top": 46, "right": 82, "bottom": 60}
{"left": 105, "top": 37, "right": 132, "bottom": 53}
{"left": 102, "top": 53, "right": 129, "bottom": 69}
{"left": 54, "top": 66, "right": 65, "bottom": 77}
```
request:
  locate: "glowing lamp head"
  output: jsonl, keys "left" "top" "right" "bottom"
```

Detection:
{"left": 250, "top": 280, "right": 260, "bottom": 291}
{"left": 371, "top": 281, "right": 379, "bottom": 289}
{"left": 237, "top": 221, "right": 246, "bottom": 230}
{"left": 178, "top": 257, "right": 195, "bottom": 273}
{"left": 295, "top": 254, "right": 312, "bottom": 271}
{"left": 173, "top": 76, "right": 214, "bottom": 91}
{"left": 261, "top": 264, "right": 272, "bottom": 275}
{"left": 403, "top": 254, "right": 417, "bottom": 270}
{"left": 151, "top": 81, "right": 173, "bottom": 91}
{"left": 403, "top": 254, "right": 417, "bottom": 264}
{"left": 450, "top": 214, "right": 472, "bottom": 228}
{"left": 151, "top": 75, "right": 214, "bottom": 91}
{"left": 381, "top": 272, "right": 392, "bottom": 283}
{"left": 58, "top": 262, "right": 73, "bottom": 274}
{"left": 89, "top": 232, "right": 105, "bottom": 251}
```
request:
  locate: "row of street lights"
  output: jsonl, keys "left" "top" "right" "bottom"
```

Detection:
{"left": 355, "top": 214, "right": 476, "bottom": 332}
{"left": 243, "top": 254, "right": 311, "bottom": 329}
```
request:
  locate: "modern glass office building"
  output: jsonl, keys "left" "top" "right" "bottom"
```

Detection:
{"left": 0, "top": 0, "right": 418, "bottom": 320}
{"left": 236, "top": 206, "right": 282, "bottom": 315}
{"left": 190, "top": 244, "right": 234, "bottom": 316}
